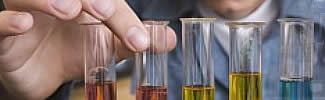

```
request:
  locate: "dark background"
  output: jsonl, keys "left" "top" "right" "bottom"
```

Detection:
{"left": 0, "top": 0, "right": 3, "bottom": 10}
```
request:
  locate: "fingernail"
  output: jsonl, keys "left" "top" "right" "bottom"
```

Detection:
{"left": 127, "top": 27, "right": 149, "bottom": 51}
{"left": 10, "top": 13, "right": 33, "bottom": 32}
{"left": 89, "top": 0, "right": 115, "bottom": 20}
{"left": 50, "top": 0, "right": 79, "bottom": 15}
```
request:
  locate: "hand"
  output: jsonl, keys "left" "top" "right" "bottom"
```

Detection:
{"left": 0, "top": 0, "right": 177, "bottom": 99}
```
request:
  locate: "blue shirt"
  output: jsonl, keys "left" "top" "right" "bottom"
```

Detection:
{"left": 127, "top": 0, "right": 325, "bottom": 100}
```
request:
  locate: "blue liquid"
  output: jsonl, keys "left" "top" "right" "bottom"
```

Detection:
{"left": 280, "top": 78, "right": 312, "bottom": 100}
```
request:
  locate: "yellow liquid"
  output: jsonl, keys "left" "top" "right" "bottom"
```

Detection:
{"left": 229, "top": 72, "right": 262, "bottom": 100}
{"left": 183, "top": 86, "right": 215, "bottom": 100}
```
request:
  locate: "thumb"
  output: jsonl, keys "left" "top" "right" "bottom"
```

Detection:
{"left": 0, "top": 11, "right": 33, "bottom": 36}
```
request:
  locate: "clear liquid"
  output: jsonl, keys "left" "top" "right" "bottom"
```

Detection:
{"left": 280, "top": 78, "right": 312, "bottom": 100}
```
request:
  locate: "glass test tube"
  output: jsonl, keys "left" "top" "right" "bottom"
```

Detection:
{"left": 82, "top": 14, "right": 116, "bottom": 100}
{"left": 227, "top": 22, "right": 264, "bottom": 100}
{"left": 135, "top": 21, "right": 169, "bottom": 100}
{"left": 278, "top": 18, "right": 314, "bottom": 100}
{"left": 181, "top": 18, "right": 215, "bottom": 100}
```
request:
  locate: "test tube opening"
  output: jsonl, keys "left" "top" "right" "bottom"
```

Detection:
{"left": 277, "top": 18, "right": 314, "bottom": 23}
{"left": 180, "top": 18, "right": 216, "bottom": 23}
{"left": 226, "top": 21, "right": 266, "bottom": 27}
{"left": 143, "top": 20, "right": 169, "bottom": 26}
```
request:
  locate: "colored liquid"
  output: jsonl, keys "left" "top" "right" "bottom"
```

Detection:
{"left": 229, "top": 72, "right": 262, "bottom": 100}
{"left": 136, "top": 86, "right": 167, "bottom": 100}
{"left": 280, "top": 78, "right": 312, "bottom": 100}
{"left": 183, "top": 86, "right": 215, "bottom": 100}
{"left": 86, "top": 81, "right": 116, "bottom": 100}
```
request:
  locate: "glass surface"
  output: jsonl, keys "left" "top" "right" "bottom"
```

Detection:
{"left": 135, "top": 21, "right": 169, "bottom": 100}
{"left": 278, "top": 18, "right": 314, "bottom": 100}
{"left": 82, "top": 21, "right": 116, "bottom": 100}
{"left": 278, "top": 18, "right": 314, "bottom": 80}
{"left": 227, "top": 22, "right": 264, "bottom": 100}
{"left": 180, "top": 18, "right": 215, "bottom": 100}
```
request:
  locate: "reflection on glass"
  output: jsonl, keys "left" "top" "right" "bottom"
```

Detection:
{"left": 227, "top": 22, "right": 264, "bottom": 100}
{"left": 135, "top": 21, "right": 169, "bottom": 100}
{"left": 278, "top": 18, "right": 314, "bottom": 100}
{"left": 180, "top": 18, "right": 216, "bottom": 100}
{"left": 82, "top": 19, "right": 116, "bottom": 100}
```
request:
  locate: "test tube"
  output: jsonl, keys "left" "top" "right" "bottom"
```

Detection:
{"left": 135, "top": 21, "right": 169, "bottom": 100}
{"left": 278, "top": 18, "right": 314, "bottom": 100}
{"left": 81, "top": 13, "right": 116, "bottom": 100}
{"left": 180, "top": 18, "right": 215, "bottom": 100}
{"left": 227, "top": 22, "right": 264, "bottom": 100}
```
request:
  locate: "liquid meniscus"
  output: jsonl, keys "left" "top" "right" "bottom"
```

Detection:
{"left": 86, "top": 81, "right": 116, "bottom": 100}
{"left": 183, "top": 85, "right": 215, "bottom": 100}
{"left": 280, "top": 78, "right": 312, "bottom": 100}
{"left": 229, "top": 72, "right": 262, "bottom": 100}
{"left": 136, "top": 86, "right": 167, "bottom": 100}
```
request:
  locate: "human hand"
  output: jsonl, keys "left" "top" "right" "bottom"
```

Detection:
{"left": 0, "top": 0, "right": 177, "bottom": 99}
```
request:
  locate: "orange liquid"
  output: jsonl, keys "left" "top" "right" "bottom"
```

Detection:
{"left": 86, "top": 81, "right": 116, "bottom": 100}
{"left": 136, "top": 86, "right": 167, "bottom": 100}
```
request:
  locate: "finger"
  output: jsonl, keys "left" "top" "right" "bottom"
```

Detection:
{"left": 166, "top": 27, "right": 177, "bottom": 51}
{"left": 81, "top": 0, "right": 148, "bottom": 52}
{"left": 116, "top": 26, "right": 177, "bottom": 60}
{"left": 81, "top": 0, "right": 116, "bottom": 20}
{"left": 106, "top": 0, "right": 151, "bottom": 52}
{"left": 4, "top": 0, "right": 82, "bottom": 20}
{"left": 0, "top": 11, "right": 33, "bottom": 36}
{"left": 115, "top": 36, "right": 133, "bottom": 61}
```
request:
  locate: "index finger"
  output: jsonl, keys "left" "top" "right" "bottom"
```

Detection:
{"left": 4, "top": 0, "right": 82, "bottom": 20}
{"left": 102, "top": 0, "right": 150, "bottom": 52}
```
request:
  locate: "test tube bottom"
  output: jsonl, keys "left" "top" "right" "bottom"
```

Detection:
{"left": 182, "top": 86, "right": 215, "bottom": 100}
{"left": 229, "top": 72, "right": 262, "bottom": 100}
{"left": 136, "top": 86, "right": 167, "bottom": 100}
{"left": 280, "top": 78, "right": 312, "bottom": 100}
{"left": 86, "top": 81, "right": 116, "bottom": 100}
